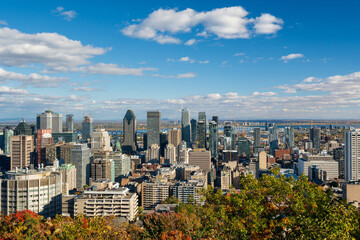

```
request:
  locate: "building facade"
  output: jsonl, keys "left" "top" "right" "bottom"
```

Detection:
{"left": 123, "top": 109, "right": 137, "bottom": 153}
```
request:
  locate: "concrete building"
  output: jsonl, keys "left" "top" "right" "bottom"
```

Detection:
{"left": 36, "top": 129, "right": 53, "bottom": 166}
{"left": 142, "top": 181, "right": 170, "bottom": 209}
{"left": 0, "top": 168, "right": 62, "bottom": 218}
{"left": 110, "top": 153, "right": 131, "bottom": 181}
{"left": 10, "top": 135, "right": 33, "bottom": 170}
{"left": 285, "top": 127, "right": 294, "bottom": 149}
{"left": 220, "top": 166, "right": 232, "bottom": 190}
{"left": 168, "top": 128, "right": 182, "bottom": 149}
{"left": 188, "top": 149, "right": 211, "bottom": 173}
{"left": 146, "top": 144, "right": 160, "bottom": 163}
{"left": 91, "top": 158, "right": 115, "bottom": 182}
{"left": 91, "top": 128, "right": 112, "bottom": 152}
{"left": 123, "top": 109, "right": 137, "bottom": 153}
{"left": 345, "top": 129, "right": 360, "bottom": 181}
{"left": 310, "top": 127, "right": 321, "bottom": 152}
{"left": 343, "top": 182, "right": 360, "bottom": 204}
{"left": 181, "top": 108, "right": 191, "bottom": 147}
{"left": 36, "top": 110, "right": 63, "bottom": 133}
{"left": 238, "top": 138, "right": 251, "bottom": 158}
{"left": 178, "top": 148, "right": 191, "bottom": 164}
{"left": 298, "top": 154, "right": 338, "bottom": 180}
{"left": 59, "top": 143, "right": 75, "bottom": 164}
{"left": 147, "top": 111, "right": 161, "bottom": 147}
{"left": 164, "top": 144, "right": 177, "bottom": 164}
{"left": 173, "top": 178, "right": 206, "bottom": 204}
{"left": 58, "top": 164, "right": 76, "bottom": 194}
{"left": 253, "top": 128, "right": 261, "bottom": 148}
{"left": 74, "top": 188, "right": 138, "bottom": 221}
{"left": 71, "top": 144, "right": 91, "bottom": 188}
{"left": 82, "top": 115, "right": 93, "bottom": 142}
{"left": 258, "top": 150, "right": 267, "bottom": 169}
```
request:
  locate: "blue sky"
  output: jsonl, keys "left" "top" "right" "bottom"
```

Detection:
{"left": 1, "top": 0, "right": 360, "bottom": 120}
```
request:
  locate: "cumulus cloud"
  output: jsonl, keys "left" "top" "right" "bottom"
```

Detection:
{"left": 253, "top": 13, "right": 284, "bottom": 34}
{"left": 0, "top": 67, "right": 68, "bottom": 87}
{"left": 0, "top": 86, "right": 28, "bottom": 94}
{"left": 0, "top": 27, "right": 107, "bottom": 68}
{"left": 153, "top": 72, "right": 196, "bottom": 79}
{"left": 167, "top": 57, "right": 195, "bottom": 63}
{"left": 251, "top": 91, "right": 277, "bottom": 96}
{"left": 55, "top": 6, "right": 77, "bottom": 21}
{"left": 121, "top": 6, "right": 283, "bottom": 44}
{"left": 72, "top": 87, "right": 102, "bottom": 92}
{"left": 280, "top": 53, "right": 304, "bottom": 62}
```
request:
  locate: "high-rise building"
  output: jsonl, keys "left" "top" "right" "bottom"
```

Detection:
{"left": 258, "top": 151, "right": 267, "bottom": 169}
{"left": 345, "top": 129, "right": 360, "bottom": 181}
{"left": 14, "top": 119, "right": 32, "bottom": 136}
{"left": 285, "top": 127, "right": 294, "bottom": 149}
{"left": 142, "top": 181, "right": 170, "bottom": 209}
{"left": 58, "top": 163, "right": 77, "bottom": 194}
{"left": 36, "top": 110, "right": 62, "bottom": 133}
{"left": 59, "top": 143, "right": 75, "bottom": 164}
{"left": 238, "top": 138, "right": 251, "bottom": 158}
{"left": 123, "top": 109, "right": 137, "bottom": 153}
{"left": 82, "top": 115, "right": 93, "bottom": 142}
{"left": 0, "top": 168, "right": 62, "bottom": 218}
{"left": 71, "top": 144, "right": 91, "bottom": 188}
{"left": 220, "top": 166, "right": 232, "bottom": 190}
{"left": 209, "top": 121, "right": 218, "bottom": 159}
{"left": 189, "top": 149, "right": 211, "bottom": 173}
{"left": 333, "top": 147, "right": 344, "bottom": 176}
{"left": 191, "top": 119, "right": 197, "bottom": 145}
{"left": 164, "top": 144, "right": 177, "bottom": 164}
{"left": 147, "top": 111, "right": 161, "bottom": 147}
{"left": 310, "top": 127, "right": 321, "bottom": 152}
{"left": 168, "top": 128, "right": 182, "bottom": 148}
{"left": 159, "top": 131, "right": 168, "bottom": 157}
{"left": 91, "top": 158, "right": 114, "bottom": 182}
{"left": 65, "top": 114, "right": 74, "bottom": 132}
{"left": 3, "top": 127, "right": 13, "bottom": 155}
{"left": 110, "top": 153, "right": 131, "bottom": 181}
{"left": 269, "top": 126, "right": 278, "bottom": 155}
{"left": 36, "top": 129, "right": 53, "bottom": 166}
{"left": 224, "top": 121, "right": 236, "bottom": 150}
{"left": 253, "top": 128, "right": 261, "bottom": 147}
{"left": 173, "top": 178, "right": 206, "bottom": 204}
{"left": 196, "top": 112, "right": 207, "bottom": 148}
{"left": 212, "top": 116, "right": 219, "bottom": 124}
{"left": 10, "top": 135, "right": 33, "bottom": 170}
{"left": 298, "top": 154, "right": 338, "bottom": 180}
{"left": 91, "top": 128, "right": 112, "bottom": 152}
{"left": 146, "top": 144, "right": 160, "bottom": 163}
{"left": 181, "top": 108, "right": 191, "bottom": 147}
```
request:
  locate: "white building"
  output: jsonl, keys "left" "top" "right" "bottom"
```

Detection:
{"left": 298, "top": 154, "right": 339, "bottom": 180}
{"left": 345, "top": 129, "right": 360, "bottom": 181}
{"left": 165, "top": 144, "right": 177, "bottom": 164}
{"left": 91, "top": 128, "right": 112, "bottom": 152}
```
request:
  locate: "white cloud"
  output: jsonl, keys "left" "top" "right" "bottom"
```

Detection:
{"left": 167, "top": 56, "right": 195, "bottom": 63}
{"left": 185, "top": 39, "right": 197, "bottom": 46}
{"left": 0, "top": 27, "right": 107, "bottom": 68}
{"left": 0, "top": 86, "right": 28, "bottom": 94}
{"left": 55, "top": 6, "right": 77, "bottom": 21}
{"left": 252, "top": 91, "right": 277, "bottom": 96}
{"left": 0, "top": 67, "right": 68, "bottom": 87}
{"left": 0, "top": 20, "right": 8, "bottom": 26}
{"left": 253, "top": 13, "right": 283, "bottom": 34}
{"left": 280, "top": 53, "right": 304, "bottom": 62}
{"left": 72, "top": 87, "right": 102, "bottom": 92}
{"left": 122, "top": 7, "right": 283, "bottom": 44}
{"left": 234, "top": 52, "right": 245, "bottom": 56}
{"left": 199, "top": 60, "right": 209, "bottom": 64}
{"left": 153, "top": 72, "right": 196, "bottom": 79}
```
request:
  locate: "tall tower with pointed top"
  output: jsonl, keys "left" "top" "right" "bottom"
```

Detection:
{"left": 123, "top": 109, "right": 137, "bottom": 152}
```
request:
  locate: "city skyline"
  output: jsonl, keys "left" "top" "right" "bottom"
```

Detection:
{"left": 1, "top": 1, "right": 360, "bottom": 120}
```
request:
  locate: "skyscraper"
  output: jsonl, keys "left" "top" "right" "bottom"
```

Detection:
{"left": 191, "top": 119, "right": 197, "bottom": 145}
{"left": 238, "top": 138, "right": 251, "bottom": 158}
{"left": 36, "top": 110, "right": 62, "bottom": 133}
{"left": 3, "top": 127, "right": 13, "bottom": 155}
{"left": 212, "top": 116, "right": 219, "bottom": 124}
{"left": 209, "top": 121, "right": 218, "bottom": 159}
{"left": 91, "top": 128, "right": 112, "bottom": 152}
{"left": 269, "top": 126, "right": 278, "bottom": 155}
{"left": 36, "top": 129, "right": 53, "bottom": 166}
{"left": 181, "top": 108, "right": 191, "bottom": 147}
{"left": 253, "top": 127, "right": 261, "bottom": 147}
{"left": 71, "top": 144, "right": 91, "bottom": 188}
{"left": 224, "top": 121, "right": 236, "bottom": 150}
{"left": 197, "top": 112, "right": 206, "bottom": 149}
{"left": 345, "top": 129, "right": 360, "bottom": 181}
{"left": 147, "top": 111, "right": 161, "bottom": 147}
{"left": 10, "top": 135, "right": 33, "bottom": 170}
{"left": 123, "top": 109, "right": 137, "bottom": 152}
{"left": 82, "top": 115, "right": 93, "bottom": 142}
{"left": 14, "top": 119, "right": 32, "bottom": 136}
{"left": 168, "top": 128, "right": 182, "bottom": 148}
{"left": 310, "top": 127, "right": 321, "bottom": 152}
{"left": 285, "top": 127, "right": 294, "bottom": 149}
{"left": 66, "top": 114, "right": 74, "bottom": 133}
